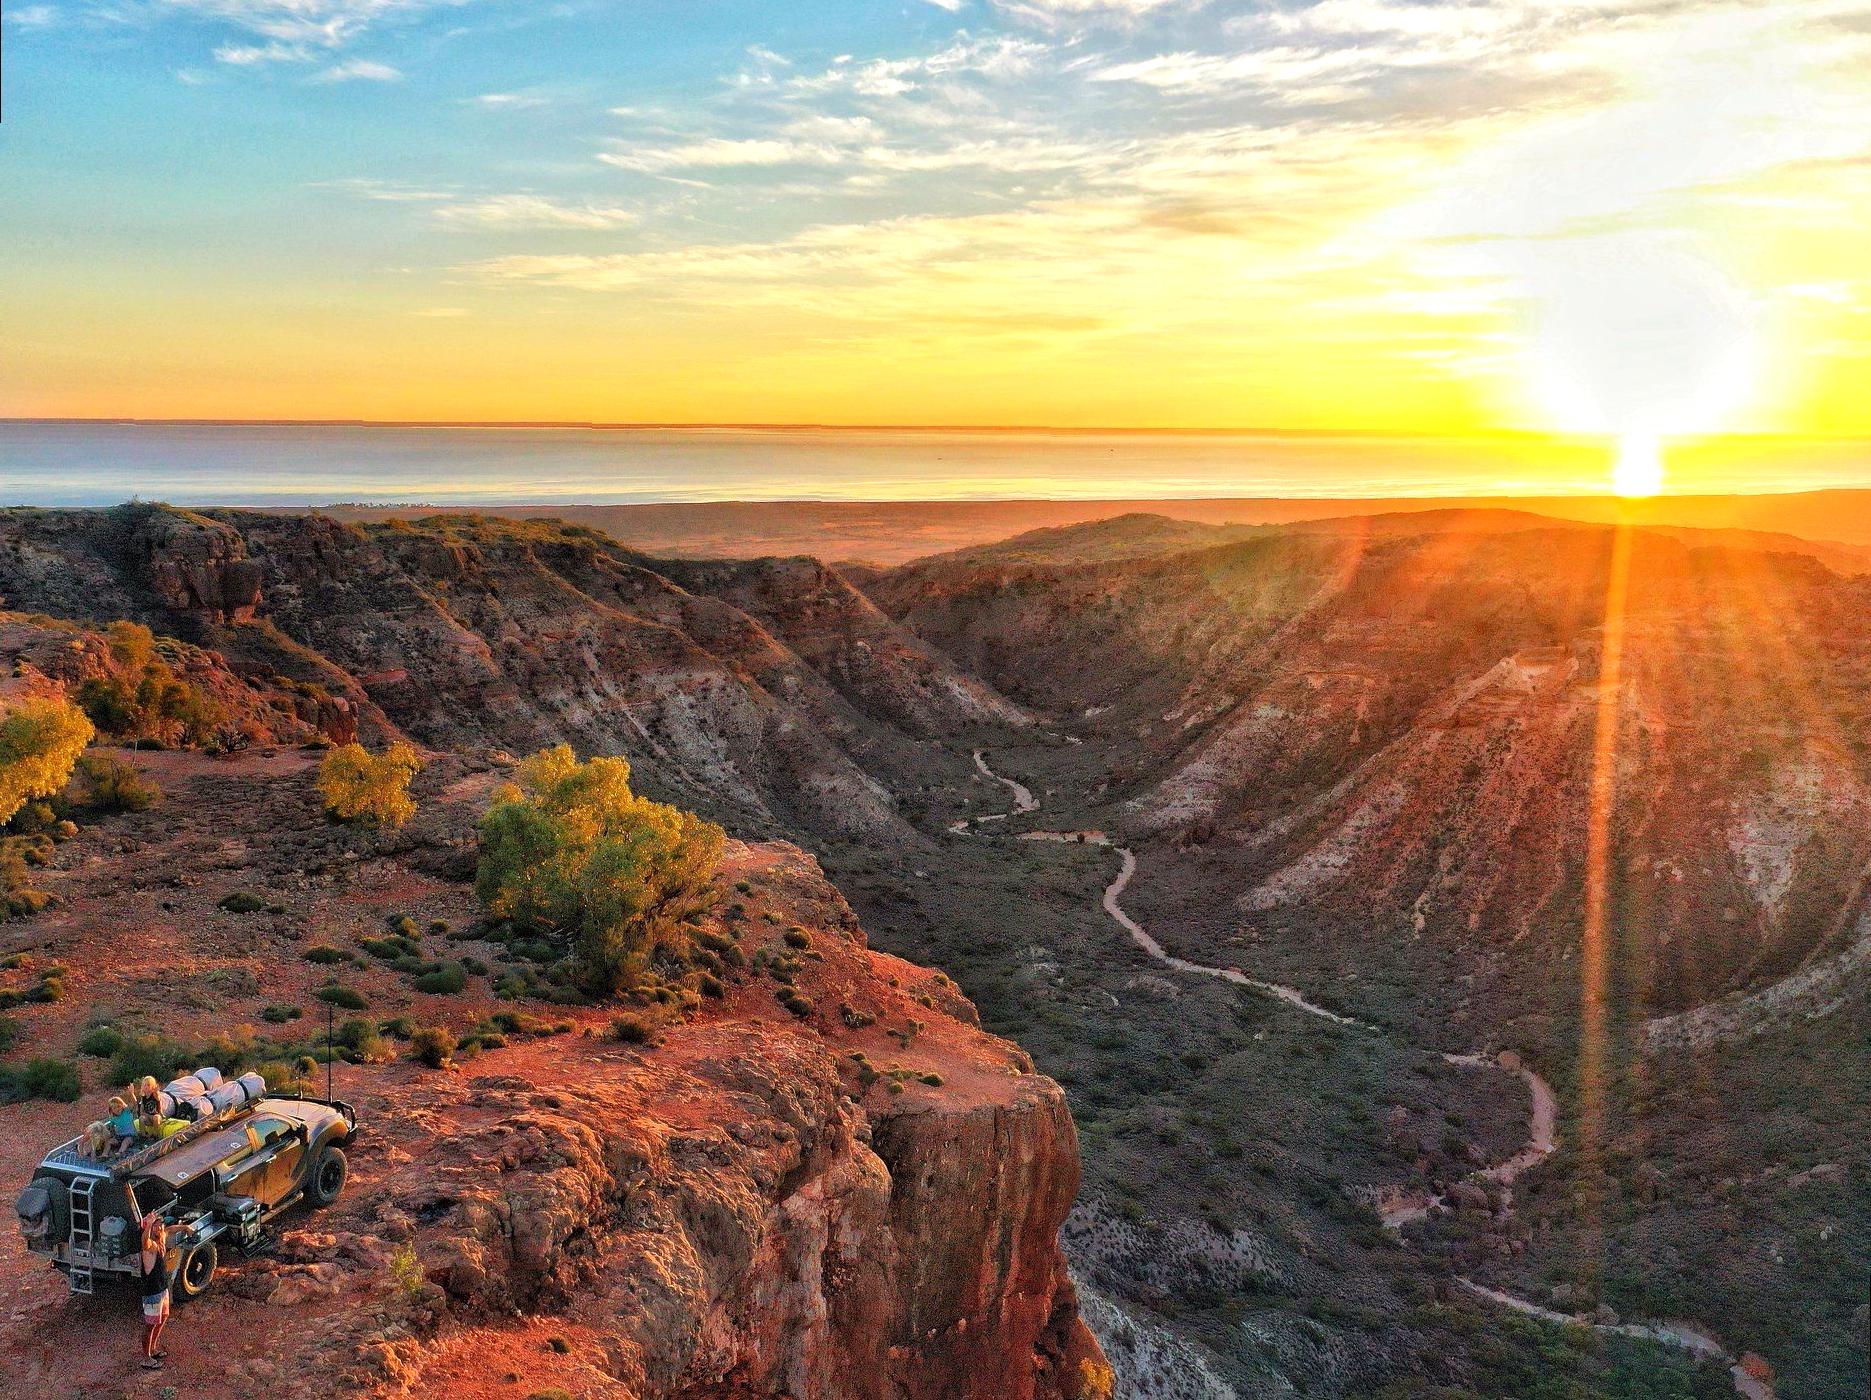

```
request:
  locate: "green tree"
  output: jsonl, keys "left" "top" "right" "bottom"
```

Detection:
{"left": 476, "top": 745, "right": 724, "bottom": 995}
{"left": 0, "top": 698, "right": 95, "bottom": 827}
{"left": 318, "top": 742, "right": 424, "bottom": 828}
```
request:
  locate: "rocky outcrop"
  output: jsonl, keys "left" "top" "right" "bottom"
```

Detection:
{"left": 247, "top": 842, "right": 1101, "bottom": 1400}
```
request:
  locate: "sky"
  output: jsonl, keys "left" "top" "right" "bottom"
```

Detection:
{"left": 3, "top": 0, "right": 1871, "bottom": 439}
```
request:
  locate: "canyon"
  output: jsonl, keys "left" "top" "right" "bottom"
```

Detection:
{"left": 0, "top": 502, "right": 1864, "bottom": 1398}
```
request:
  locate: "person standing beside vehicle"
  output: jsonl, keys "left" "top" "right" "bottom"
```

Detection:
{"left": 138, "top": 1215, "right": 171, "bottom": 1369}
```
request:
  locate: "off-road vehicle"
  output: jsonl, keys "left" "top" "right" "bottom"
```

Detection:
{"left": 15, "top": 1070, "right": 357, "bottom": 1300}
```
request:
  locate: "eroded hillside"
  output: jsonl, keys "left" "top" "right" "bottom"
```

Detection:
{"left": 0, "top": 505, "right": 1021, "bottom": 843}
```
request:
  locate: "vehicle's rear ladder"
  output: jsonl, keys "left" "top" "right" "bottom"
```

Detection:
{"left": 68, "top": 1177, "right": 96, "bottom": 1295}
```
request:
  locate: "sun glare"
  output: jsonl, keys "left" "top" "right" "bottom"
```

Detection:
{"left": 1611, "top": 435, "right": 1665, "bottom": 497}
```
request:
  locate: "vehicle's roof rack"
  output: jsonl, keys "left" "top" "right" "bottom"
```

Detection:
{"left": 106, "top": 1104, "right": 253, "bottom": 1179}
{"left": 43, "top": 1103, "right": 256, "bottom": 1178}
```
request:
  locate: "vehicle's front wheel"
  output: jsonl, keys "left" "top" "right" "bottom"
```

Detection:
{"left": 176, "top": 1241, "right": 218, "bottom": 1301}
{"left": 307, "top": 1145, "right": 348, "bottom": 1208}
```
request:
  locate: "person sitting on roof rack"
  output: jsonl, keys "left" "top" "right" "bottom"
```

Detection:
{"left": 105, "top": 1096, "right": 135, "bottom": 1151}
{"left": 133, "top": 1098, "right": 184, "bottom": 1142}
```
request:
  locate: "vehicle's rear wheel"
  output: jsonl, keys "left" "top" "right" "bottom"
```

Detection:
{"left": 176, "top": 1241, "right": 218, "bottom": 1301}
{"left": 307, "top": 1145, "right": 348, "bottom": 1207}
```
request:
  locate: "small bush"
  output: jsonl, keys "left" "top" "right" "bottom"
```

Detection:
{"left": 461, "top": 956, "right": 488, "bottom": 977}
{"left": 304, "top": 945, "right": 348, "bottom": 965}
{"left": 0, "top": 1017, "right": 17, "bottom": 1054}
{"left": 610, "top": 1015, "right": 651, "bottom": 1044}
{"left": 109, "top": 1033, "right": 187, "bottom": 1085}
{"left": 920, "top": 1072, "right": 944, "bottom": 1087}
{"left": 76, "top": 1025, "right": 125, "bottom": 1058}
{"left": 783, "top": 929, "right": 810, "bottom": 949}
{"left": 28, "top": 976, "right": 64, "bottom": 1004}
{"left": 390, "top": 914, "right": 420, "bottom": 938}
{"left": 335, "top": 1018, "right": 392, "bottom": 1064}
{"left": 409, "top": 1025, "right": 455, "bottom": 1069}
{"left": 260, "top": 1004, "right": 302, "bottom": 1024}
{"left": 72, "top": 754, "right": 161, "bottom": 814}
{"left": 318, "top": 742, "right": 423, "bottom": 830}
{"left": 316, "top": 984, "right": 369, "bottom": 1011}
{"left": 413, "top": 963, "right": 467, "bottom": 995}
{"left": 218, "top": 892, "right": 268, "bottom": 915}
{"left": 388, "top": 1244, "right": 425, "bottom": 1300}
{"left": 360, "top": 935, "right": 420, "bottom": 960}
{"left": 779, "top": 992, "right": 813, "bottom": 1019}
{"left": 0, "top": 1057, "right": 82, "bottom": 1103}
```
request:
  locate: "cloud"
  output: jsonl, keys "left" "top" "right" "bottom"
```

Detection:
{"left": 314, "top": 58, "right": 402, "bottom": 81}
{"left": 467, "top": 91, "right": 550, "bottom": 110}
{"left": 599, "top": 137, "right": 843, "bottom": 173}
{"left": 433, "top": 194, "right": 640, "bottom": 230}
{"left": 216, "top": 40, "right": 307, "bottom": 65}
{"left": 145, "top": 0, "right": 461, "bottom": 61}
{"left": 6, "top": 5, "right": 60, "bottom": 29}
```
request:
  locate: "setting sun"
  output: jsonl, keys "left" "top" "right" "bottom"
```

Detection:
{"left": 1612, "top": 435, "right": 1667, "bottom": 497}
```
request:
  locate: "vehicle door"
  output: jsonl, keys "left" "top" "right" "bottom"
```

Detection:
{"left": 253, "top": 1117, "right": 307, "bottom": 1205}
{"left": 215, "top": 1124, "right": 266, "bottom": 1202}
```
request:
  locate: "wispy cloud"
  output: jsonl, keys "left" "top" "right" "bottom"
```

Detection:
{"left": 600, "top": 137, "right": 844, "bottom": 173}
{"left": 6, "top": 5, "right": 60, "bottom": 30}
{"left": 433, "top": 193, "right": 640, "bottom": 230}
{"left": 314, "top": 58, "right": 402, "bottom": 81}
{"left": 466, "top": 91, "right": 550, "bottom": 110}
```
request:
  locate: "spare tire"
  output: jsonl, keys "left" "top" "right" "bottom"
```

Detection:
{"left": 175, "top": 1240, "right": 218, "bottom": 1301}
{"left": 16, "top": 1176, "right": 67, "bottom": 1247}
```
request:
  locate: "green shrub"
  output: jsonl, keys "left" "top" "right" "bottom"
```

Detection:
{"left": 388, "top": 1244, "right": 425, "bottom": 1300}
{"left": 475, "top": 746, "right": 723, "bottom": 997}
{"left": 409, "top": 1025, "right": 455, "bottom": 1068}
{"left": 610, "top": 1015, "right": 651, "bottom": 1044}
{"left": 218, "top": 892, "right": 268, "bottom": 915}
{"left": 779, "top": 991, "right": 813, "bottom": 1019}
{"left": 28, "top": 976, "right": 64, "bottom": 1004}
{"left": 72, "top": 754, "right": 161, "bottom": 813}
{"left": 360, "top": 935, "right": 420, "bottom": 960}
{"left": 316, "top": 984, "right": 369, "bottom": 1011}
{"left": 783, "top": 929, "right": 810, "bottom": 950}
{"left": 461, "top": 956, "right": 488, "bottom": 977}
{"left": 428, "top": 918, "right": 451, "bottom": 935}
{"left": 109, "top": 1033, "right": 188, "bottom": 1085}
{"left": 390, "top": 915, "right": 421, "bottom": 938}
{"left": 335, "top": 1018, "right": 392, "bottom": 1063}
{"left": 260, "top": 1004, "right": 302, "bottom": 1024}
{"left": 303, "top": 945, "right": 347, "bottom": 965}
{"left": 0, "top": 1057, "right": 82, "bottom": 1103}
{"left": 76, "top": 1025, "right": 125, "bottom": 1058}
{"left": 0, "top": 1017, "right": 17, "bottom": 1054}
{"left": 413, "top": 963, "right": 467, "bottom": 995}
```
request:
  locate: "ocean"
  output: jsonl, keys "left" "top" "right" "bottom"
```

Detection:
{"left": 1, "top": 421, "right": 1866, "bottom": 506}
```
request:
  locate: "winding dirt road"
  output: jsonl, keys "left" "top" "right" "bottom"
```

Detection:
{"left": 964, "top": 749, "right": 1774, "bottom": 1400}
